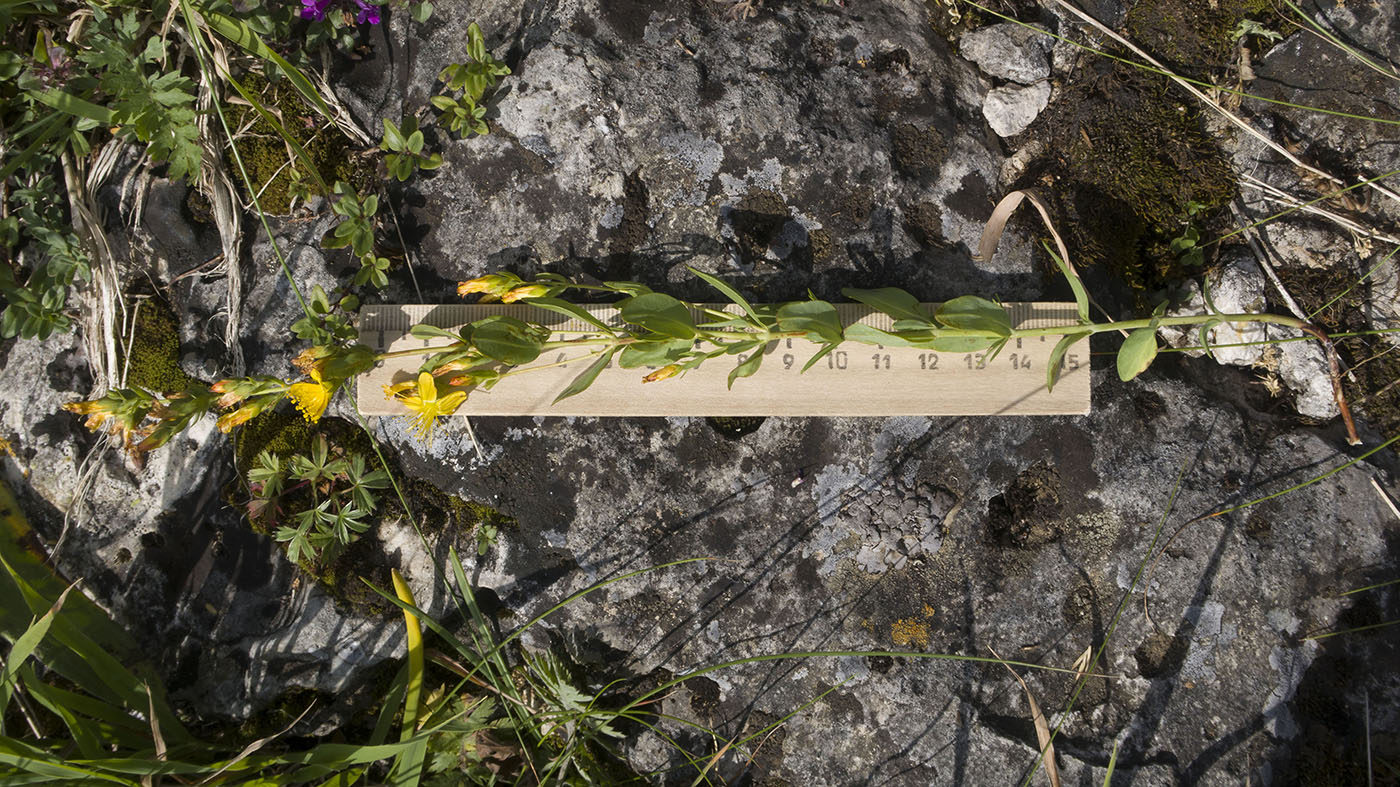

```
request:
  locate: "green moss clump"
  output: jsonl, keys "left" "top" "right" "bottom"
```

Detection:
{"left": 227, "top": 73, "right": 375, "bottom": 215}
{"left": 122, "top": 298, "right": 194, "bottom": 394}
{"left": 1125, "top": 0, "right": 1282, "bottom": 74}
{"left": 1034, "top": 64, "right": 1236, "bottom": 294}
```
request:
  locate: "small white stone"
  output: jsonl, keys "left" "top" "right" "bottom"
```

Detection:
{"left": 983, "top": 81, "right": 1051, "bottom": 137}
{"left": 959, "top": 23, "right": 1053, "bottom": 84}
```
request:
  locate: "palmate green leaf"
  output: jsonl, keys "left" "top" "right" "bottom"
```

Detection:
{"left": 776, "top": 300, "right": 843, "bottom": 344}
{"left": 688, "top": 266, "right": 764, "bottom": 324}
{"left": 555, "top": 347, "right": 617, "bottom": 403}
{"left": 1117, "top": 327, "right": 1159, "bottom": 381}
{"left": 619, "top": 293, "right": 696, "bottom": 339}
{"left": 1047, "top": 332, "right": 1090, "bottom": 393}
{"left": 841, "top": 287, "right": 930, "bottom": 325}
{"left": 933, "top": 296, "right": 1012, "bottom": 336}
{"left": 469, "top": 316, "right": 548, "bottom": 365}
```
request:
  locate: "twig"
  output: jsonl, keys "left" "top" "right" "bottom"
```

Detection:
{"left": 1370, "top": 477, "right": 1400, "bottom": 521}
{"left": 1229, "top": 202, "right": 1310, "bottom": 322}
{"left": 1298, "top": 323, "right": 1362, "bottom": 445}
{"left": 1237, "top": 173, "right": 1400, "bottom": 246}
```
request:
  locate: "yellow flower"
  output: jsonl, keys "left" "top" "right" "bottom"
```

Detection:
{"left": 287, "top": 369, "right": 333, "bottom": 423}
{"left": 389, "top": 372, "right": 467, "bottom": 440}
{"left": 457, "top": 273, "right": 520, "bottom": 298}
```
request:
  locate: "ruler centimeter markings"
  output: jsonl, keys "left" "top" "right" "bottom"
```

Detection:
{"left": 356, "top": 303, "right": 1091, "bottom": 416}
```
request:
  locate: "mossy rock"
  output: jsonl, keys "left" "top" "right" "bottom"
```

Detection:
{"left": 1125, "top": 0, "right": 1283, "bottom": 75}
{"left": 226, "top": 73, "right": 376, "bottom": 215}
{"left": 1033, "top": 63, "right": 1236, "bottom": 295}
{"left": 121, "top": 297, "right": 195, "bottom": 394}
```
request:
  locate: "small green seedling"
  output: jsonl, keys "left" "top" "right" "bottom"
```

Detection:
{"left": 433, "top": 22, "right": 511, "bottom": 137}
{"left": 381, "top": 117, "right": 443, "bottom": 182}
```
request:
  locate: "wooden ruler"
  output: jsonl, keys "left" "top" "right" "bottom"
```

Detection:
{"left": 356, "top": 303, "right": 1090, "bottom": 416}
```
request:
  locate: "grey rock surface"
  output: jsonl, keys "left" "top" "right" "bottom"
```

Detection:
{"left": 958, "top": 22, "right": 1053, "bottom": 85}
{"left": 2, "top": 0, "right": 1398, "bottom": 784}
{"left": 982, "top": 80, "right": 1052, "bottom": 138}
{"left": 341, "top": 0, "right": 1039, "bottom": 301}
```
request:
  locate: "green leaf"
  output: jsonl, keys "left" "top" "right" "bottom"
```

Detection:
{"left": 688, "top": 266, "right": 763, "bottom": 324}
{"left": 1, "top": 583, "right": 76, "bottom": 721}
{"left": 933, "top": 296, "right": 1012, "bottom": 336}
{"left": 1117, "top": 327, "right": 1158, "bottom": 382}
{"left": 409, "top": 323, "right": 460, "bottom": 342}
{"left": 204, "top": 12, "right": 337, "bottom": 127}
{"left": 801, "top": 343, "right": 837, "bottom": 372}
{"left": 29, "top": 89, "right": 116, "bottom": 124}
{"left": 470, "top": 316, "right": 546, "bottom": 365}
{"left": 776, "top": 300, "right": 843, "bottom": 344}
{"left": 381, "top": 118, "right": 406, "bottom": 151}
{"left": 844, "top": 323, "right": 935, "bottom": 348}
{"left": 842, "top": 287, "right": 930, "bottom": 325}
{"left": 1197, "top": 320, "right": 1220, "bottom": 360}
{"left": 466, "top": 22, "right": 487, "bottom": 63}
{"left": 604, "top": 280, "right": 653, "bottom": 297}
{"left": 727, "top": 345, "right": 767, "bottom": 389}
{"left": 619, "top": 338, "right": 691, "bottom": 369}
{"left": 1044, "top": 242, "right": 1090, "bottom": 324}
{"left": 528, "top": 297, "right": 614, "bottom": 334}
{"left": 928, "top": 335, "right": 997, "bottom": 353}
{"left": 554, "top": 347, "right": 617, "bottom": 403}
{"left": 1046, "top": 332, "right": 1090, "bottom": 393}
{"left": 619, "top": 293, "right": 696, "bottom": 339}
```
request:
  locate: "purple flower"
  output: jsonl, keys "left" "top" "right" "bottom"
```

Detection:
{"left": 353, "top": 0, "right": 381, "bottom": 24}
{"left": 299, "top": 0, "right": 380, "bottom": 24}
{"left": 300, "top": 0, "right": 333, "bottom": 20}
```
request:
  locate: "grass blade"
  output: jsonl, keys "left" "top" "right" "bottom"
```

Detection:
{"left": 387, "top": 570, "right": 426, "bottom": 787}
{"left": 1, "top": 582, "right": 76, "bottom": 724}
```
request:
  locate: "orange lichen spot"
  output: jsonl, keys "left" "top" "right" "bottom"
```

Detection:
{"left": 921, "top": 604, "right": 936, "bottom": 618}
{"left": 891, "top": 618, "right": 930, "bottom": 649}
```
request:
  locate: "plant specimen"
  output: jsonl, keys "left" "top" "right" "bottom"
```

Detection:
{"left": 247, "top": 434, "right": 390, "bottom": 564}
{"left": 321, "top": 181, "right": 393, "bottom": 290}
{"left": 381, "top": 117, "right": 444, "bottom": 181}
{"left": 431, "top": 23, "right": 511, "bottom": 138}
{"left": 65, "top": 228, "right": 1366, "bottom": 456}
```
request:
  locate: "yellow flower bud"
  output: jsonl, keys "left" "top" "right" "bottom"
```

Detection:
{"left": 642, "top": 364, "right": 682, "bottom": 383}
{"left": 500, "top": 283, "right": 551, "bottom": 303}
